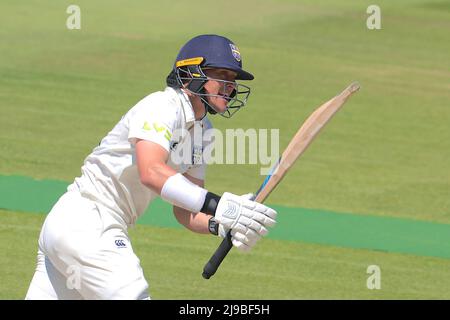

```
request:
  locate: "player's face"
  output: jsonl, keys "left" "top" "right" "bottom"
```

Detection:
{"left": 202, "top": 68, "right": 238, "bottom": 113}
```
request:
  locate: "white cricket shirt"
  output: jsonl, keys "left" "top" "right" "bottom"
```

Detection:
{"left": 67, "top": 87, "right": 212, "bottom": 227}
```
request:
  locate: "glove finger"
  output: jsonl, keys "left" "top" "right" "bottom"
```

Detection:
{"left": 241, "top": 193, "right": 255, "bottom": 201}
{"left": 244, "top": 228, "right": 262, "bottom": 243}
{"left": 241, "top": 198, "right": 277, "bottom": 219}
{"left": 261, "top": 215, "right": 277, "bottom": 228}
{"left": 231, "top": 223, "right": 248, "bottom": 235}
{"left": 231, "top": 238, "right": 252, "bottom": 253}
{"left": 231, "top": 230, "right": 247, "bottom": 243}
{"left": 237, "top": 216, "right": 269, "bottom": 236}
{"left": 218, "top": 224, "right": 228, "bottom": 238}
{"left": 254, "top": 203, "right": 278, "bottom": 221}
{"left": 241, "top": 209, "right": 277, "bottom": 228}
{"left": 231, "top": 229, "right": 261, "bottom": 246}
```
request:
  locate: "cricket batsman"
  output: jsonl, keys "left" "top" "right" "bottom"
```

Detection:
{"left": 25, "top": 34, "right": 278, "bottom": 300}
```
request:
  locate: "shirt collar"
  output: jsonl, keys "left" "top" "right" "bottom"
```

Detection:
{"left": 166, "top": 87, "right": 196, "bottom": 125}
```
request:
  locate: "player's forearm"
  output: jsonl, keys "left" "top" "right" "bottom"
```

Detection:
{"left": 141, "top": 166, "right": 221, "bottom": 219}
{"left": 173, "top": 206, "right": 211, "bottom": 234}
{"left": 136, "top": 139, "right": 179, "bottom": 194}
{"left": 155, "top": 172, "right": 220, "bottom": 216}
{"left": 136, "top": 140, "right": 219, "bottom": 215}
{"left": 139, "top": 163, "right": 178, "bottom": 194}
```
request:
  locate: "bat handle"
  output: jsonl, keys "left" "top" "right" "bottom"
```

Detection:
{"left": 202, "top": 231, "right": 233, "bottom": 279}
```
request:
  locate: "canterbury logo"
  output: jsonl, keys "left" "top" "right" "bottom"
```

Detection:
{"left": 115, "top": 240, "right": 126, "bottom": 247}
{"left": 223, "top": 202, "right": 238, "bottom": 219}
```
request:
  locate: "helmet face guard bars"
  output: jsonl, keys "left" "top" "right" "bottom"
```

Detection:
{"left": 174, "top": 64, "right": 251, "bottom": 119}
{"left": 166, "top": 34, "right": 255, "bottom": 119}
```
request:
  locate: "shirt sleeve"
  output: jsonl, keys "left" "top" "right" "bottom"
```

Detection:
{"left": 127, "top": 99, "right": 178, "bottom": 152}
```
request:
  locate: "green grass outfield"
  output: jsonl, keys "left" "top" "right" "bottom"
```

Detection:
{"left": 1, "top": 0, "right": 449, "bottom": 299}
{"left": 3, "top": 209, "right": 450, "bottom": 300}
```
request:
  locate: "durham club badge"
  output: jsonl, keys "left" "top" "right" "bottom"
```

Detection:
{"left": 229, "top": 44, "right": 241, "bottom": 62}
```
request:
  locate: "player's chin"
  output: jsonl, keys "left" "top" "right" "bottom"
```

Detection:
{"left": 209, "top": 97, "right": 229, "bottom": 113}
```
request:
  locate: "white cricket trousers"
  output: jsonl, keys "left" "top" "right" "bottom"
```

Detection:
{"left": 25, "top": 191, "right": 150, "bottom": 300}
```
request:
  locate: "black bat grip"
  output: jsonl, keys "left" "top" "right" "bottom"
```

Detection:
{"left": 202, "top": 231, "right": 233, "bottom": 279}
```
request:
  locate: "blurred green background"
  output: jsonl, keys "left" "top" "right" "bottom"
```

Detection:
{"left": 1, "top": 0, "right": 449, "bottom": 299}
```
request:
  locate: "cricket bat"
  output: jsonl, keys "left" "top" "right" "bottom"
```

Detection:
{"left": 202, "top": 81, "right": 361, "bottom": 279}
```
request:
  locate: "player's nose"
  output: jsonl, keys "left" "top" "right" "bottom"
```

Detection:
{"left": 222, "top": 82, "right": 236, "bottom": 95}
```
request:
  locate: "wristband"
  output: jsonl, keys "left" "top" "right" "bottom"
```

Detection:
{"left": 201, "top": 192, "right": 221, "bottom": 215}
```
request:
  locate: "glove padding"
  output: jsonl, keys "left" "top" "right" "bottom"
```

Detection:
{"left": 215, "top": 192, "right": 277, "bottom": 252}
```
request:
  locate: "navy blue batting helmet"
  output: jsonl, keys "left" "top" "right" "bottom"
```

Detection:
{"left": 166, "top": 35, "right": 253, "bottom": 118}
{"left": 175, "top": 34, "right": 253, "bottom": 80}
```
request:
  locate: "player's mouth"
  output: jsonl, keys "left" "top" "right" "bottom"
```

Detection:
{"left": 218, "top": 93, "right": 231, "bottom": 102}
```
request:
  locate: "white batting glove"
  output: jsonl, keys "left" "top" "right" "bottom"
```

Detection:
{"left": 230, "top": 228, "right": 262, "bottom": 252}
{"left": 216, "top": 193, "right": 255, "bottom": 236}
{"left": 215, "top": 192, "right": 277, "bottom": 252}
{"left": 229, "top": 193, "right": 261, "bottom": 252}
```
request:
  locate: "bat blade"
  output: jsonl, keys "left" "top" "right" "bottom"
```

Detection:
{"left": 202, "top": 82, "right": 360, "bottom": 280}
{"left": 255, "top": 81, "right": 360, "bottom": 203}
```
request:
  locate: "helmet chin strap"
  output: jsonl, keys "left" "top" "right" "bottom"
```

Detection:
{"left": 199, "top": 92, "right": 223, "bottom": 120}
{"left": 188, "top": 92, "right": 215, "bottom": 121}
{"left": 193, "top": 97, "right": 216, "bottom": 120}
{"left": 202, "top": 97, "right": 218, "bottom": 115}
